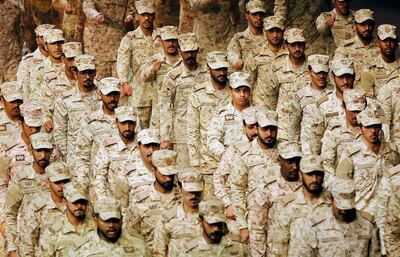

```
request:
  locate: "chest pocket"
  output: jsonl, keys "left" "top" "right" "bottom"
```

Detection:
{"left": 21, "top": 179, "right": 36, "bottom": 194}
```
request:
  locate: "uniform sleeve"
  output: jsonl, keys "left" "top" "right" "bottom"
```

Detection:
{"left": 18, "top": 202, "right": 41, "bottom": 257}
{"left": 315, "top": 12, "right": 330, "bottom": 34}
{"left": 37, "top": 226, "right": 57, "bottom": 257}
{"left": 186, "top": 93, "right": 201, "bottom": 167}
{"left": 288, "top": 95, "right": 303, "bottom": 141}
{"left": 5, "top": 181, "right": 24, "bottom": 253}
{"left": 16, "top": 58, "right": 30, "bottom": 100}
{"left": 320, "top": 128, "right": 337, "bottom": 176}
{"left": 92, "top": 142, "right": 111, "bottom": 200}
{"left": 274, "top": 0, "right": 287, "bottom": 20}
{"left": 117, "top": 34, "right": 133, "bottom": 84}
{"left": 230, "top": 157, "right": 249, "bottom": 229}
{"left": 189, "top": 0, "right": 215, "bottom": 10}
{"left": 267, "top": 202, "right": 291, "bottom": 257}
{"left": 253, "top": 68, "right": 279, "bottom": 110}
{"left": 382, "top": 192, "right": 400, "bottom": 256}
{"left": 207, "top": 112, "right": 226, "bottom": 159}
{"left": 0, "top": 156, "right": 10, "bottom": 225}
{"left": 213, "top": 146, "right": 235, "bottom": 207}
{"left": 124, "top": 203, "right": 142, "bottom": 236}
{"left": 159, "top": 74, "right": 175, "bottom": 142}
{"left": 82, "top": 0, "right": 101, "bottom": 20}
{"left": 53, "top": 97, "right": 68, "bottom": 158}
{"left": 36, "top": 81, "right": 55, "bottom": 123}
{"left": 29, "top": 66, "right": 44, "bottom": 101}
{"left": 73, "top": 120, "right": 94, "bottom": 184}
{"left": 227, "top": 34, "right": 241, "bottom": 67}
{"left": 152, "top": 218, "right": 169, "bottom": 257}
{"left": 334, "top": 45, "right": 348, "bottom": 59}
{"left": 378, "top": 84, "right": 394, "bottom": 138}
{"left": 287, "top": 220, "right": 317, "bottom": 257}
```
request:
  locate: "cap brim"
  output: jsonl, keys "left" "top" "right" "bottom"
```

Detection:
{"left": 32, "top": 143, "right": 53, "bottom": 149}
{"left": 3, "top": 93, "right": 23, "bottom": 102}
{"left": 77, "top": 64, "right": 96, "bottom": 71}
{"left": 333, "top": 68, "right": 354, "bottom": 76}
{"left": 334, "top": 199, "right": 355, "bottom": 210}
{"left": 310, "top": 65, "right": 329, "bottom": 73}
{"left": 378, "top": 34, "right": 397, "bottom": 40}
{"left": 49, "top": 174, "right": 72, "bottom": 182}
{"left": 243, "top": 118, "right": 258, "bottom": 125}
{"left": 281, "top": 151, "right": 303, "bottom": 160}
{"left": 67, "top": 194, "right": 88, "bottom": 203}
{"left": 230, "top": 83, "right": 251, "bottom": 89}
{"left": 264, "top": 24, "right": 284, "bottom": 30}
{"left": 249, "top": 8, "right": 266, "bottom": 13}
{"left": 182, "top": 183, "right": 204, "bottom": 192}
{"left": 301, "top": 168, "right": 325, "bottom": 174}
{"left": 117, "top": 115, "right": 136, "bottom": 122}
{"left": 139, "top": 137, "right": 160, "bottom": 145}
{"left": 355, "top": 17, "right": 374, "bottom": 23}
{"left": 161, "top": 35, "right": 178, "bottom": 41}
{"left": 137, "top": 8, "right": 155, "bottom": 14}
{"left": 24, "top": 119, "right": 43, "bottom": 127}
{"left": 204, "top": 214, "right": 226, "bottom": 224}
{"left": 180, "top": 45, "right": 199, "bottom": 52}
{"left": 46, "top": 37, "right": 65, "bottom": 44}
{"left": 158, "top": 166, "right": 178, "bottom": 176}
{"left": 287, "top": 38, "right": 306, "bottom": 44}
{"left": 100, "top": 87, "right": 121, "bottom": 95}
{"left": 258, "top": 121, "right": 278, "bottom": 128}
{"left": 346, "top": 104, "right": 365, "bottom": 112}
{"left": 99, "top": 211, "right": 121, "bottom": 221}
{"left": 208, "top": 62, "right": 229, "bottom": 70}
{"left": 360, "top": 118, "right": 382, "bottom": 126}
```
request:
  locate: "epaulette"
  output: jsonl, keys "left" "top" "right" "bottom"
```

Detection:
{"left": 48, "top": 220, "right": 63, "bottom": 234}
{"left": 386, "top": 165, "right": 400, "bottom": 178}
{"left": 263, "top": 175, "right": 277, "bottom": 187}
{"left": 293, "top": 87, "right": 307, "bottom": 102}
{"left": 15, "top": 168, "right": 30, "bottom": 181}
{"left": 104, "top": 136, "right": 118, "bottom": 147}
{"left": 193, "top": 82, "right": 206, "bottom": 92}
{"left": 60, "top": 90, "right": 72, "bottom": 100}
{"left": 43, "top": 70, "right": 58, "bottom": 82}
{"left": 360, "top": 211, "right": 374, "bottom": 223}
{"left": 134, "top": 190, "right": 150, "bottom": 202}
{"left": 32, "top": 195, "right": 48, "bottom": 211}
{"left": 2, "top": 138, "right": 17, "bottom": 151}
{"left": 168, "top": 66, "right": 182, "bottom": 80}
{"left": 72, "top": 232, "right": 91, "bottom": 250}
{"left": 237, "top": 142, "right": 251, "bottom": 156}
{"left": 21, "top": 53, "right": 34, "bottom": 61}
{"left": 234, "top": 31, "right": 245, "bottom": 39}
{"left": 347, "top": 144, "right": 362, "bottom": 156}
{"left": 335, "top": 157, "right": 353, "bottom": 178}
{"left": 184, "top": 238, "right": 199, "bottom": 253}
{"left": 86, "top": 111, "right": 99, "bottom": 123}
{"left": 342, "top": 38, "right": 355, "bottom": 46}
{"left": 327, "top": 119, "right": 341, "bottom": 130}
{"left": 126, "top": 30, "right": 136, "bottom": 38}
{"left": 316, "top": 95, "right": 329, "bottom": 107}
{"left": 227, "top": 233, "right": 241, "bottom": 242}
{"left": 282, "top": 192, "right": 296, "bottom": 206}
{"left": 161, "top": 207, "right": 177, "bottom": 221}
{"left": 310, "top": 212, "right": 325, "bottom": 226}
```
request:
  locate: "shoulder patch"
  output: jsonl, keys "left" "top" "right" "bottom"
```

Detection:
{"left": 360, "top": 211, "right": 374, "bottom": 223}
{"left": 282, "top": 192, "right": 296, "bottom": 206}
{"left": 263, "top": 175, "right": 277, "bottom": 187}
{"left": 22, "top": 53, "right": 34, "bottom": 60}
{"left": 227, "top": 233, "right": 241, "bottom": 242}
{"left": 294, "top": 87, "right": 307, "bottom": 101}
{"left": 386, "top": 165, "right": 400, "bottom": 178}
{"left": 347, "top": 144, "right": 362, "bottom": 156}
{"left": 3, "top": 139, "right": 17, "bottom": 151}
{"left": 60, "top": 91, "right": 72, "bottom": 99}
{"left": 238, "top": 143, "right": 251, "bottom": 156}
{"left": 162, "top": 207, "right": 177, "bottom": 221}
{"left": 316, "top": 95, "right": 329, "bottom": 107}
{"left": 310, "top": 213, "right": 325, "bottom": 226}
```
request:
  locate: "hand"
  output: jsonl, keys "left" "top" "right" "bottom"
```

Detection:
{"left": 8, "top": 251, "right": 20, "bottom": 257}
{"left": 121, "top": 82, "right": 133, "bottom": 96}
{"left": 225, "top": 205, "right": 236, "bottom": 220}
{"left": 239, "top": 228, "right": 249, "bottom": 243}
{"left": 234, "top": 59, "right": 244, "bottom": 71}
{"left": 153, "top": 60, "right": 162, "bottom": 72}
{"left": 160, "top": 141, "right": 172, "bottom": 150}
{"left": 326, "top": 14, "right": 335, "bottom": 28}
{"left": 97, "top": 14, "right": 105, "bottom": 25}
{"left": 64, "top": 3, "right": 73, "bottom": 14}
{"left": 44, "top": 120, "right": 54, "bottom": 133}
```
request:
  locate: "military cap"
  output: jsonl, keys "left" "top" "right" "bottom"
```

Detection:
{"left": 115, "top": 106, "right": 136, "bottom": 122}
{"left": 30, "top": 132, "right": 53, "bottom": 149}
{"left": 135, "top": 0, "right": 155, "bottom": 14}
{"left": 137, "top": 128, "right": 160, "bottom": 145}
{"left": 35, "top": 24, "right": 55, "bottom": 37}
{"left": 0, "top": 82, "right": 23, "bottom": 102}
{"left": 46, "top": 161, "right": 71, "bottom": 182}
{"left": 343, "top": 88, "right": 366, "bottom": 111}
{"left": 178, "top": 168, "right": 204, "bottom": 192}
{"left": 207, "top": 51, "right": 229, "bottom": 69}
{"left": 178, "top": 33, "right": 199, "bottom": 52}
{"left": 199, "top": 199, "right": 226, "bottom": 224}
{"left": 242, "top": 106, "right": 258, "bottom": 125}
{"left": 357, "top": 106, "right": 382, "bottom": 126}
{"left": 62, "top": 42, "right": 83, "bottom": 58}
{"left": 98, "top": 77, "right": 120, "bottom": 95}
{"left": 75, "top": 54, "right": 96, "bottom": 71}
{"left": 354, "top": 9, "right": 374, "bottom": 23}
{"left": 20, "top": 102, "right": 43, "bottom": 127}
{"left": 229, "top": 71, "right": 251, "bottom": 89}
{"left": 278, "top": 141, "right": 302, "bottom": 159}
{"left": 160, "top": 26, "right": 179, "bottom": 40}
{"left": 284, "top": 28, "right": 305, "bottom": 43}
{"left": 64, "top": 182, "right": 89, "bottom": 203}
{"left": 377, "top": 24, "right": 397, "bottom": 40}
{"left": 43, "top": 29, "right": 65, "bottom": 44}
{"left": 308, "top": 54, "right": 329, "bottom": 73}
{"left": 257, "top": 109, "right": 278, "bottom": 127}
{"left": 94, "top": 197, "right": 122, "bottom": 220}
{"left": 263, "top": 15, "right": 285, "bottom": 30}
{"left": 246, "top": 0, "right": 266, "bottom": 13}
{"left": 300, "top": 154, "right": 324, "bottom": 173}
{"left": 152, "top": 150, "right": 178, "bottom": 175}
{"left": 331, "top": 58, "right": 354, "bottom": 76}
{"left": 330, "top": 178, "right": 356, "bottom": 210}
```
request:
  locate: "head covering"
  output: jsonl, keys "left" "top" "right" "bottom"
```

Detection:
{"left": 263, "top": 15, "right": 285, "bottom": 30}
{"left": 160, "top": 26, "right": 179, "bottom": 40}
{"left": 64, "top": 182, "right": 89, "bottom": 203}
{"left": 137, "top": 129, "right": 160, "bottom": 145}
{"left": 20, "top": 102, "right": 43, "bottom": 127}
{"left": 357, "top": 106, "right": 382, "bottom": 126}
{"left": 43, "top": 29, "right": 65, "bottom": 44}
{"left": 246, "top": 0, "right": 266, "bottom": 13}
{"left": 178, "top": 168, "right": 204, "bottom": 192}
{"left": 300, "top": 154, "right": 325, "bottom": 173}
{"left": 46, "top": 162, "right": 72, "bottom": 182}
{"left": 1, "top": 82, "right": 23, "bottom": 102}
{"left": 278, "top": 141, "right": 302, "bottom": 159}
{"left": 135, "top": 0, "right": 155, "bottom": 14}
{"left": 75, "top": 54, "right": 96, "bottom": 71}
{"left": 94, "top": 197, "right": 122, "bottom": 220}
{"left": 207, "top": 51, "right": 229, "bottom": 69}
{"left": 152, "top": 150, "right": 178, "bottom": 175}
{"left": 354, "top": 9, "right": 374, "bottom": 23}
{"left": 257, "top": 109, "right": 278, "bottom": 127}
{"left": 242, "top": 106, "right": 258, "bottom": 125}
{"left": 199, "top": 199, "right": 226, "bottom": 224}
{"left": 35, "top": 24, "right": 55, "bottom": 37}
{"left": 343, "top": 89, "right": 366, "bottom": 111}
{"left": 330, "top": 178, "right": 356, "bottom": 210}
{"left": 62, "top": 42, "right": 83, "bottom": 58}
{"left": 98, "top": 77, "right": 120, "bottom": 95}
{"left": 178, "top": 33, "right": 199, "bottom": 52}
{"left": 284, "top": 28, "right": 305, "bottom": 43}
{"left": 30, "top": 132, "right": 53, "bottom": 149}
{"left": 331, "top": 58, "right": 354, "bottom": 76}
{"left": 308, "top": 54, "right": 329, "bottom": 73}
{"left": 377, "top": 24, "right": 397, "bottom": 40}
{"left": 229, "top": 72, "right": 251, "bottom": 89}
{"left": 115, "top": 106, "right": 136, "bottom": 122}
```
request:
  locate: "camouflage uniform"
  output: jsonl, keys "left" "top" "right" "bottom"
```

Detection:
{"left": 0, "top": 82, "right": 23, "bottom": 143}
{"left": 61, "top": 0, "right": 85, "bottom": 42}
{"left": 379, "top": 76, "right": 400, "bottom": 145}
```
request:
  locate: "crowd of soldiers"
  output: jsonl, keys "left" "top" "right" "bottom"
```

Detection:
{"left": 0, "top": 0, "right": 399, "bottom": 256}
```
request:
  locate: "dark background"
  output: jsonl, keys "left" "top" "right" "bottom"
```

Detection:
{"left": 352, "top": 0, "right": 400, "bottom": 30}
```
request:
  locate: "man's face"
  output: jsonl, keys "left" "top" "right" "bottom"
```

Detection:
{"left": 66, "top": 199, "right": 88, "bottom": 219}
{"left": 155, "top": 170, "right": 174, "bottom": 191}
{"left": 32, "top": 148, "right": 52, "bottom": 168}
{"left": 333, "top": 73, "right": 354, "bottom": 93}
{"left": 301, "top": 171, "right": 324, "bottom": 195}
{"left": 309, "top": 69, "right": 328, "bottom": 88}
{"left": 361, "top": 124, "right": 382, "bottom": 144}
{"left": 101, "top": 91, "right": 120, "bottom": 111}
{"left": 136, "top": 12, "right": 155, "bottom": 29}
{"left": 201, "top": 218, "right": 225, "bottom": 243}
{"left": 287, "top": 42, "right": 306, "bottom": 59}
{"left": 161, "top": 39, "right": 179, "bottom": 55}
{"left": 22, "top": 122, "right": 41, "bottom": 138}
{"left": 334, "top": 0, "right": 351, "bottom": 16}
{"left": 257, "top": 126, "right": 278, "bottom": 148}
{"left": 116, "top": 120, "right": 135, "bottom": 140}
{"left": 265, "top": 28, "right": 284, "bottom": 46}
{"left": 279, "top": 156, "right": 301, "bottom": 181}
{"left": 49, "top": 179, "right": 70, "bottom": 199}
{"left": 209, "top": 67, "right": 228, "bottom": 85}
{"left": 62, "top": 56, "right": 78, "bottom": 75}
{"left": 332, "top": 201, "right": 356, "bottom": 222}
{"left": 345, "top": 107, "right": 361, "bottom": 126}
{"left": 230, "top": 87, "right": 251, "bottom": 107}
{"left": 47, "top": 41, "right": 63, "bottom": 59}
{"left": 180, "top": 50, "right": 198, "bottom": 66}
{"left": 246, "top": 12, "right": 265, "bottom": 29}
{"left": 138, "top": 143, "right": 160, "bottom": 164}
{"left": 3, "top": 98, "right": 23, "bottom": 118}
{"left": 355, "top": 21, "right": 375, "bottom": 42}
{"left": 96, "top": 216, "right": 122, "bottom": 243}
{"left": 377, "top": 38, "right": 398, "bottom": 57}
{"left": 181, "top": 188, "right": 202, "bottom": 209}
{"left": 76, "top": 70, "right": 96, "bottom": 89}
{"left": 244, "top": 123, "right": 258, "bottom": 141}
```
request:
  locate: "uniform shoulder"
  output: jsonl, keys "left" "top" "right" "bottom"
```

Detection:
{"left": 133, "top": 189, "right": 150, "bottom": 202}
{"left": 193, "top": 81, "right": 207, "bottom": 92}
{"left": 263, "top": 174, "right": 277, "bottom": 188}
{"left": 294, "top": 87, "right": 308, "bottom": 101}
{"left": 386, "top": 165, "right": 400, "bottom": 178}
{"left": 316, "top": 95, "right": 329, "bottom": 107}
{"left": 237, "top": 142, "right": 251, "bottom": 156}
{"left": 48, "top": 219, "right": 64, "bottom": 234}
{"left": 85, "top": 109, "right": 102, "bottom": 123}
{"left": 183, "top": 237, "right": 200, "bottom": 253}
{"left": 60, "top": 89, "right": 74, "bottom": 99}
{"left": 161, "top": 206, "right": 178, "bottom": 221}
{"left": 31, "top": 193, "right": 49, "bottom": 211}
{"left": 101, "top": 135, "right": 119, "bottom": 148}
{"left": 227, "top": 233, "right": 242, "bottom": 242}
{"left": 281, "top": 192, "right": 296, "bottom": 206}
{"left": 309, "top": 211, "right": 326, "bottom": 227}
{"left": 166, "top": 64, "right": 183, "bottom": 80}
{"left": 1, "top": 138, "right": 17, "bottom": 151}
{"left": 341, "top": 38, "right": 355, "bottom": 47}
{"left": 15, "top": 168, "right": 31, "bottom": 181}
{"left": 21, "top": 53, "right": 34, "bottom": 61}
{"left": 359, "top": 211, "right": 374, "bottom": 223}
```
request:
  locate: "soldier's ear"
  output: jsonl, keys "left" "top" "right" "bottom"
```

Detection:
{"left": 45, "top": 179, "right": 50, "bottom": 189}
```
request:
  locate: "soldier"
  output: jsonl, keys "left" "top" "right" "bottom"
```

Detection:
{"left": 138, "top": 26, "right": 182, "bottom": 131}
{"left": 336, "top": 106, "right": 399, "bottom": 217}
{"left": 159, "top": 33, "right": 209, "bottom": 167}
{"left": 0, "top": 82, "right": 23, "bottom": 142}
{"left": 5, "top": 132, "right": 53, "bottom": 256}
{"left": 246, "top": 141, "right": 302, "bottom": 256}
{"left": 19, "top": 162, "right": 71, "bottom": 257}
{"left": 320, "top": 88, "right": 366, "bottom": 176}
{"left": 227, "top": 0, "right": 266, "bottom": 71}
{"left": 230, "top": 109, "right": 279, "bottom": 243}
{"left": 360, "top": 24, "right": 399, "bottom": 98}
{"left": 334, "top": 9, "right": 379, "bottom": 87}
{"left": 124, "top": 149, "right": 181, "bottom": 250}
{"left": 74, "top": 77, "right": 121, "bottom": 185}
{"left": 37, "top": 182, "right": 96, "bottom": 257}
{"left": 289, "top": 178, "right": 380, "bottom": 256}
{"left": 117, "top": 0, "right": 161, "bottom": 115}
{"left": 316, "top": 0, "right": 355, "bottom": 53}
{"left": 83, "top": 0, "right": 135, "bottom": 78}
{"left": 61, "top": 0, "right": 85, "bottom": 42}
{"left": 288, "top": 54, "right": 332, "bottom": 154}
{"left": 92, "top": 106, "right": 137, "bottom": 200}
{"left": 29, "top": 29, "right": 65, "bottom": 101}
{"left": 53, "top": 54, "right": 102, "bottom": 164}
{"left": 168, "top": 199, "right": 249, "bottom": 256}
{"left": 17, "top": 24, "right": 54, "bottom": 99}
{"left": 267, "top": 154, "right": 332, "bottom": 257}
{"left": 153, "top": 169, "right": 204, "bottom": 256}
{"left": 69, "top": 197, "right": 150, "bottom": 256}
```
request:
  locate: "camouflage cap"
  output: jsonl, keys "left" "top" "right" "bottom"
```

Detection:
{"left": 137, "top": 128, "right": 160, "bottom": 145}
{"left": 331, "top": 58, "right": 354, "bottom": 76}
{"left": 263, "top": 15, "right": 285, "bottom": 30}
{"left": 62, "top": 42, "right": 83, "bottom": 58}
{"left": 35, "top": 24, "right": 55, "bottom": 37}
{"left": 229, "top": 71, "right": 251, "bottom": 89}
{"left": 98, "top": 77, "right": 120, "bottom": 95}
{"left": 115, "top": 106, "right": 136, "bottom": 122}
{"left": 246, "top": 0, "right": 266, "bottom": 13}
{"left": 1, "top": 81, "right": 23, "bottom": 102}
{"left": 64, "top": 182, "right": 89, "bottom": 203}
{"left": 94, "top": 197, "right": 121, "bottom": 220}
{"left": 330, "top": 178, "right": 356, "bottom": 210}
{"left": 377, "top": 24, "right": 397, "bottom": 40}
{"left": 207, "top": 51, "right": 229, "bottom": 69}
{"left": 357, "top": 106, "right": 382, "bottom": 126}
{"left": 343, "top": 88, "right": 366, "bottom": 111}
{"left": 178, "top": 168, "right": 204, "bottom": 192}
{"left": 257, "top": 109, "right": 278, "bottom": 127}
{"left": 199, "top": 199, "right": 226, "bottom": 224}
{"left": 30, "top": 132, "right": 53, "bottom": 149}
{"left": 152, "top": 149, "right": 178, "bottom": 175}
{"left": 178, "top": 33, "right": 199, "bottom": 52}
{"left": 160, "top": 26, "right": 179, "bottom": 41}
{"left": 300, "top": 154, "right": 324, "bottom": 173}
{"left": 278, "top": 141, "right": 302, "bottom": 159}
{"left": 284, "top": 28, "right": 305, "bottom": 43}
{"left": 75, "top": 54, "right": 96, "bottom": 71}
{"left": 46, "top": 161, "right": 71, "bottom": 182}
{"left": 242, "top": 106, "right": 258, "bottom": 125}
{"left": 43, "top": 29, "right": 65, "bottom": 44}
{"left": 20, "top": 102, "right": 43, "bottom": 127}
{"left": 135, "top": 0, "right": 155, "bottom": 14}
{"left": 354, "top": 9, "right": 374, "bottom": 23}
{"left": 308, "top": 54, "right": 329, "bottom": 73}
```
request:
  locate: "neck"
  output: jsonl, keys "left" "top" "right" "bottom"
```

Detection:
{"left": 211, "top": 79, "right": 227, "bottom": 91}
{"left": 335, "top": 89, "right": 344, "bottom": 100}
{"left": 232, "top": 101, "right": 250, "bottom": 112}
{"left": 203, "top": 232, "right": 220, "bottom": 244}
{"left": 268, "top": 42, "right": 283, "bottom": 53}
{"left": 381, "top": 53, "right": 396, "bottom": 63}
{"left": 358, "top": 35, "right": 372, "bottom": 46}
{"left": 303, "top": 187, "right": 321, "bottom": 203}
{"left": 78, "top": 83, "right": 95, "bottom": 93}
{"left": 140, "top": 25, "right": 153, "bottom": 37}
{"left": 21, "top": 131, "right": 30, "bottom": 145}
{"left": 5, "top": 111, "right": 20, "bottom": 123}
{"left": 67, "top": 211, "right": 85, "bottom": 227}
{"left": 249, "top": 25, "right": 263, "bottom": 36}
{"left": 120, "top": 134, "right": 135, "bottom": 145}
{"left": 65, "top": 68, "right": 75, "bottom": 81}
{"left": 49, "top": 55, "right": 61, "bottom": 64}
{"left": 51, "top": 191, "right": 65, "bottom": 204}
{"left": 185, "top": 62, "right": 198, "bottom": 71}
{"left": 289, "top": 55, "right": 306, "bottom": 68}
{"left": 364, "top": 137, "right": 381, "bottom": 154}
{"left": 154, "top": 181, "right": 172, "bottom": 194}
{"left": 141, "top": 156, "right": 155, "bottom": 175}
{"left": 183, "top": 202, "right": 198, "bottom": 214}
{"left": 39, "top": 47, "right": 49, "bottom": 57}
{"left": 32, "top": 162, "right": 46, "bottom": 174}
{"left": 102, "top": 105, "right": 114, "bottom": 116}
